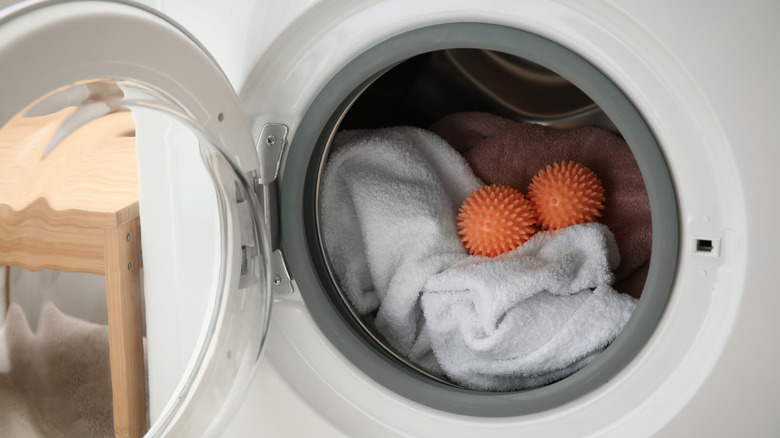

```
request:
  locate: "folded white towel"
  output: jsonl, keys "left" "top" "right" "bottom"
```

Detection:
{"left": 319, "top": 126, "right": 637, "bottom": 390}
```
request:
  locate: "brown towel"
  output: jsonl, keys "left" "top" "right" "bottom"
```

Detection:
{"left": 430, "top": 112, "right": 651, "bottom": 298}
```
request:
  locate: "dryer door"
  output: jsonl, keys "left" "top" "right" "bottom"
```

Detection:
{"left": 0, "top": 1, "right": 272, "bottom": 437}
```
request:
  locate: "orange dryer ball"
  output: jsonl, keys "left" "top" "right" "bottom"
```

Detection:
{"left": 527, "top": 161, "right": 606, "bottom": 231}
{"left": 457, "top": 184, "right": 537, "bottom": 257}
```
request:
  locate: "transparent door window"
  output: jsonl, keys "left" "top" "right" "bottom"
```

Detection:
{"left": 0, "top": 79, "right": 272, "bottom": 437}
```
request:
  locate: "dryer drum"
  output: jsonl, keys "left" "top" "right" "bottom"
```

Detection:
{"left": 315, "top": 48, "right": 650, "bottom": 390}
{"left": 289, "top": 23, "right": 678, "bottom": 416}
{"left": 339, "top": 49, "right": 616, "bottom": 131}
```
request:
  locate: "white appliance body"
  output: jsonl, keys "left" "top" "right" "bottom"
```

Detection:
{"left": 204, "top": 1, "right": 780, "bottom": 437}
{"left": 1, "top": 0, "right": 778, "bottom": 437}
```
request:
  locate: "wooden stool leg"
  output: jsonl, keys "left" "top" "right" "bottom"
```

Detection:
{"left": 104, "top": 218, "right": 146, "bottom": 438}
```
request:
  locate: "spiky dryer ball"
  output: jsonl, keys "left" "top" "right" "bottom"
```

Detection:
{"left": 457, "top": 184, "right": 537, "bottom": 257}
{"left": 527, "top": 161, "right": 606, "bottom": 231}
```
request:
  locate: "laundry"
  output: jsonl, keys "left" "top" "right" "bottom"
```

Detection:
{"left": 422, "top": 223, "right": 636, "bottom": 390}
{"left": 318, "top": 127, "right": 477, "bottom": 362}
{"left": 430, "top": 112, "right": 652, "bottom": 298}
{"left": 0, "top": 303, "right": 115, "bottom": 437}
{"left": 318, "top": 126, "right": 637, "bottom": 391}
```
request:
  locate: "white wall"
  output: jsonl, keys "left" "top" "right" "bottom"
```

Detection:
{"left": 6, "top": 269, "right": 107, "bottom": 329}
{"left": 160, "top": 0, "right": 320, "bottom": 91}
{"left": 133, "top": 106, "right": 221, "bottom": 423}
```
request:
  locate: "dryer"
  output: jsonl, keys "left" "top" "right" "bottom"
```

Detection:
{"left": 0, "top": 1, "right": 778, "bottom": 437}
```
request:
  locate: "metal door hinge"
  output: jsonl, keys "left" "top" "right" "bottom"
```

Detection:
{"left": 256, "top": 123, "right": 288, "bottom": 184}
{"left": 270, "top": 249, "right": 294, "bottom": 296}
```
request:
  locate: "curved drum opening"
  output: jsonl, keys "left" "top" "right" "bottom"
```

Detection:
{"left": 282, "top": 23, "right": 678, "bottom": 417}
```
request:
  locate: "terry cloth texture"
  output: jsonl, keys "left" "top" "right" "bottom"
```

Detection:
{"left": 319, "top": 126, "right": 636, "bottom": 390}
{"left": 430, "top": 112, "right": 652, "bottom": 298}
{"left": 0, "top": 303, "right": 117, "bottom": 437}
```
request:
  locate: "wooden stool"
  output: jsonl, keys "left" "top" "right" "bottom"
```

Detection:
{"left": 0, "top": 108, "right": 147, "bottom": 438}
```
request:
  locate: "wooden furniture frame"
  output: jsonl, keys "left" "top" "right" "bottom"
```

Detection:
{"left": 0, "top": 109, "right": 147, "bottom": 438}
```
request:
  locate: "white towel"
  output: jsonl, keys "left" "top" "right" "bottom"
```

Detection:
{"left": 422, "top": 224, "right": 636, "bottom": 390}
{"left": 319, "top": 127, "right": 637, "bottom": 390}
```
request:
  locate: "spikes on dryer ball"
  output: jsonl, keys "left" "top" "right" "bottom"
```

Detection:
{"left": 527, "top": 161, "right": 606, "bottom": 231}
{"left": 457, "top": 184, "right": 537, "bottom": 257}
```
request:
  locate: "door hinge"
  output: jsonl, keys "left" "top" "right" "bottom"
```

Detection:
{"left": 256, "top": 123, "right": 288, "bottom": 184}
{"left": 269, "top": 249, "right": 294, "bottom": 296}
{"left": 236, "top": 179, "right": 293, "bottom": 295}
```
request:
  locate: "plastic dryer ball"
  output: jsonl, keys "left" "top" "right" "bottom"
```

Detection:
{"left": 456, "top": 184, "right": 537, "bottom": 257}
{"left": 527, "top": 161, "right": 606, "bottom": 231}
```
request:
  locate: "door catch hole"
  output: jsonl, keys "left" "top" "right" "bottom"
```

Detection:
{"left": 694, "top": 237, "right": 720, "bottom": 256}
{"left": 696, "top": 239, "right": 713, "bottom": 252}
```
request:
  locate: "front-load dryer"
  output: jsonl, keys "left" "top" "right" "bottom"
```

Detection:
{"left": 0, "top": 1, "right": 778, "bottom": 437}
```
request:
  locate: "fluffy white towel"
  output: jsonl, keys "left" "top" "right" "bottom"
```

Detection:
{"left": 422, "top": 224, "right": 636, "bottom": 390}
{"left": 319, "top": 127, "right": 637, "bottom": 391}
